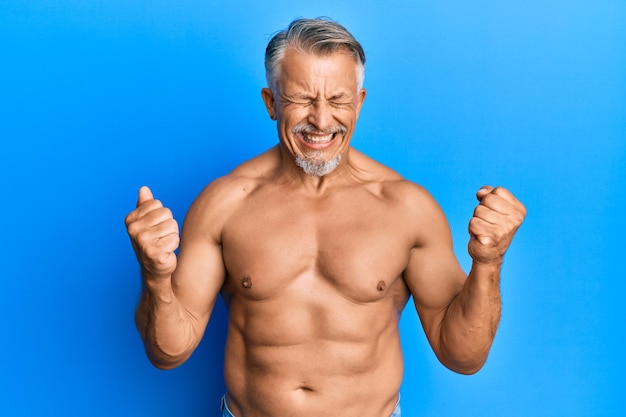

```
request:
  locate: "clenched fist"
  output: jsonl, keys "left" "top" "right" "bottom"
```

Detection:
{"left": 468, "top": 186, "right": 526, "bottom": 265}
{"left": 125, "top": 186, "right": 180, "bottom": 279}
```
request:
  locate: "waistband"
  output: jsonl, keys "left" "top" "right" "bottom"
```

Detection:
{"left": 221, "top": 394, "right": 401, "bottom": 416}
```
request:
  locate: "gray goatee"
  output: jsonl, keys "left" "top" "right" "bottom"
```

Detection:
{"left": 292, "top": 124, "right": 347, "bottom": 177}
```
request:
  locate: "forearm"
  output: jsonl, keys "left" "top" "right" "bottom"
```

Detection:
{"left": 438, "top": 261, "right": 502, "bottom": 374}
{"left": 135, "top": 273, "right": 200, "bottom": 369}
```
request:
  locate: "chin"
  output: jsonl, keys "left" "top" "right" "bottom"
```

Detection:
{"left": 295, "top": 154, "right": 342, "bottom": 177}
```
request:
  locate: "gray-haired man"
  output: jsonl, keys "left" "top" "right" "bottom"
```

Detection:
{"left": 125, "top": 18, "right": 526, "bottom": 417}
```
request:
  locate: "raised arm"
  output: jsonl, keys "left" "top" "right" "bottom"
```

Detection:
{"left": 405, "top": 186, "right": 526, "bottom": 374}
{"left": 125, "top": 186, "right": 225, "bottom": 369}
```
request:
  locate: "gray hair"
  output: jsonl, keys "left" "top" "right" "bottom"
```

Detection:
{"left": 265, "top": 18, "right": 366, "bottom": 92}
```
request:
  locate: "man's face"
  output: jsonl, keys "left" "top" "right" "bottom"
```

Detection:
{"left": 262, "top": 48, "right": 366, "bottom": 176}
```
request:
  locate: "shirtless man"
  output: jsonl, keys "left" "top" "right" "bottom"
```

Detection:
{"left": 125, "top": 18, "right": 526, "bottom": 417}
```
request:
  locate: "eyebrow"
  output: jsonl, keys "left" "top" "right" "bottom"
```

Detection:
{"left": 287, "top": 93, "right": 315, "bottom": 101}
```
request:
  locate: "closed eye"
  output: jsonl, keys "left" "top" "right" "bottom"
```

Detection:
{"left": 285, "top": 97, "right": 314, "bottom": 106}
{"left": 328, "top": 95, "right": 352, "bottom": 106}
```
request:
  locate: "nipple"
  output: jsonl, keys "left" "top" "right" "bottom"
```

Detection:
{"left": 242, "top": 277, "right": 253, "bottom": 289}
{"left": 377, "top": 281, "right": 386, "bottom": 292}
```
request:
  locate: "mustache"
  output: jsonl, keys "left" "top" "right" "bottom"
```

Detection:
{"left": 291, "top": 123, "right": 347, "bottom": 136}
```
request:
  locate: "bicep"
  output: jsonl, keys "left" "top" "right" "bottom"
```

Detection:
{"left": 173, "top": 235, "right": 225, "bottom": 323}
{"left": 403, "top": 197, "right": 466, "bottom": 342}
{"left": 171, "top": 202, "right": 226, "bottom": 333}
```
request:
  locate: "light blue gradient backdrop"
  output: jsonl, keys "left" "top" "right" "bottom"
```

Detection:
{"left": 1, "top": 1, "right": 624, "bottom": 416}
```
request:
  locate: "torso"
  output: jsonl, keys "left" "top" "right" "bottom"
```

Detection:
{"left": 213, "top": 147, "right": 422, "bottom": 417}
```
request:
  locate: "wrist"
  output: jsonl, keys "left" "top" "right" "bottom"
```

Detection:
{"left": 471, "top": 255, "right": 503, "bottom": 268}
{"left": 468, "top": 259, "right": 503, "bottom": 293}
{"left": 141, "top": 270, "right": 175, "bottom": 302}
{"left": 141, "top": 265, "right": 174, "bottom": 282}
{"left": 470, "top": 258, "right": 503, "bottom": 277}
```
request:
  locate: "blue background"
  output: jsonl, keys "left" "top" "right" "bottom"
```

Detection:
{"left": 1, "top": 1, "right": 624, "bottom": 416}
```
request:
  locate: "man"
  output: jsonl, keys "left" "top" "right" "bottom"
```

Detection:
{"left": 125, "top": 18, "right": 526, "bottom": 417}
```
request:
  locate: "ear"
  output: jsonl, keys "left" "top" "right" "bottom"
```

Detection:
{"left": 355, "top": 88, "right": 367, "bottom": 118}
{"left": 261, "top": 88, "right": 277, "bottom": 120}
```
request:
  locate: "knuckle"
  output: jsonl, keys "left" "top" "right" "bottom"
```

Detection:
{"left": 493, "top": 186, "right": 510, "bottom": 199}
{"left": 151, "top": 207, "right": 174, "bottom": 222}
{"left": 162, "top": 207, "right": 174, "bottom": 219}
{"left": 155, "top": 253, "right": 169, "bottom": 266}
{"left": 520, "top": 204, "right": 528, "bottom": 218}
{"left": 480, "top": 193, "right": 494, "bottom": 205}
{"left": 135, "top": 230, "right": 153, "bottom": 248}
{"left": 143, "top": 245, "right": 162, "bottom": 262}
{"left": 126, "top": 221, "right": 142, "bottom": 237}
{"left": 468, "top": 217, "right": 482, "bottom": 232}
{"left": 140, "top": 200, "right": 163, "bottom": 214}
{"left": 475, "top": 204, "right": 489, "bottom": 215}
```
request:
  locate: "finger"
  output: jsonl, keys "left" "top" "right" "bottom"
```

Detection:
{"left": 468, "top": 215, "right": 491, "bottom": 237}
{"left": 125, "top": 199, "right": 164, "bottom": 226}
{"left": 468, "top": 217, "right": 499, "bottom": 248}
{"left": 469, "top": 226, "right": 496, "bottom": 249}
{"left": 149, "top": 217, "right": 179, "bottom": 238}
{"left": 142, "top": 231, "right": 180, "bottom": 257}
{"left": 476, "top": 186, "right": 493, "bottom": 202}
{"left": 139, "top": 207, "right": 176, "bottom": 230}
{"left": 470, "top": 233, "right": 495, "bottom": 247}
{"left": 137, "top": 186, "right": 154, "bottom": 207}
{"left": 492, "top": 187, "right": 526, "bottom": 213}
{"left": 134, "top": 219, "right": 179, "bottom": 251}
{"left": 473, "top": 204, "right": 501, "bottom": 225}
{"left": 126, "top": 206, "right": 174, "bottom": 239}
{"left": 496, "top": 188, "right": 527, "bottom": 219}
{"left": 155, "top": 233, "right": 180, "bottom": 253}
{"left": 481, "top": 189, "right": 527, "bottom": 221}
{"left": 141, "top": 236, "right": 180, "bottom": 271}
{"left": 477, "top": 192, "right": 510, "bottom": 215}
{"left": 490, "top": 187, "right": 518, "bottom": 205}
{"left": 477, "top": 187, "right": 521, "bottom": 215}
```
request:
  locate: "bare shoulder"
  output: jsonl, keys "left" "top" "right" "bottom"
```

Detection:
{"left": 385, "top": 181, "right": 448, "bottom": 248}
{"left": 351, "top": 149, "right": 450, "bottom": 246}
{"left": 352, "top": 149, "right": 440, "bottom": 211}
{"left": 182, "top": 148, "right": 278, "bottom": 240}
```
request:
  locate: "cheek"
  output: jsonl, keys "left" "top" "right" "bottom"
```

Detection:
{"left": 336, "top": 110, "right": 358, "bottom": 127}
{"left": 284, "top": 114, "right": 313, "bottom": 134}
{"left": 279, "top": 107, "right": 305, "bottom": 123}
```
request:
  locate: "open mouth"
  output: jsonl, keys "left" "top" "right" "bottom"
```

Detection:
{"left": 292, "top": 124, "right": 347, "bottom": 147}
{"left": 302, "top": 133, "right": 335, "bottom": 144}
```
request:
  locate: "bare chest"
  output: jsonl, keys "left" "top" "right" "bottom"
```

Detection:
{"left": 220, "top": 189, "right": 413, "bottom": 303}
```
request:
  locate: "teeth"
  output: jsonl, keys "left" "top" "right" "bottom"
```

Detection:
{"left": 303, "top": 134, "right": 333, "bottom": 143}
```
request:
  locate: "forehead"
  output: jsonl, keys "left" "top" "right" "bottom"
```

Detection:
{"left": 279, "top": 48, "right": 359, "bottom": 91}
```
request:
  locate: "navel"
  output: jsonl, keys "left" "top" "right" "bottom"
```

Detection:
{"left": 242, "top": 276, "right": 253, "bottom": 289}
{"left": 377, "top": 281, "right": 386, "bottom": 292}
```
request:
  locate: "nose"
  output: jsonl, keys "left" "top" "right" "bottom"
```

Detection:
{"left": 307, "top": 100, "right": 333, "bottom": 131}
